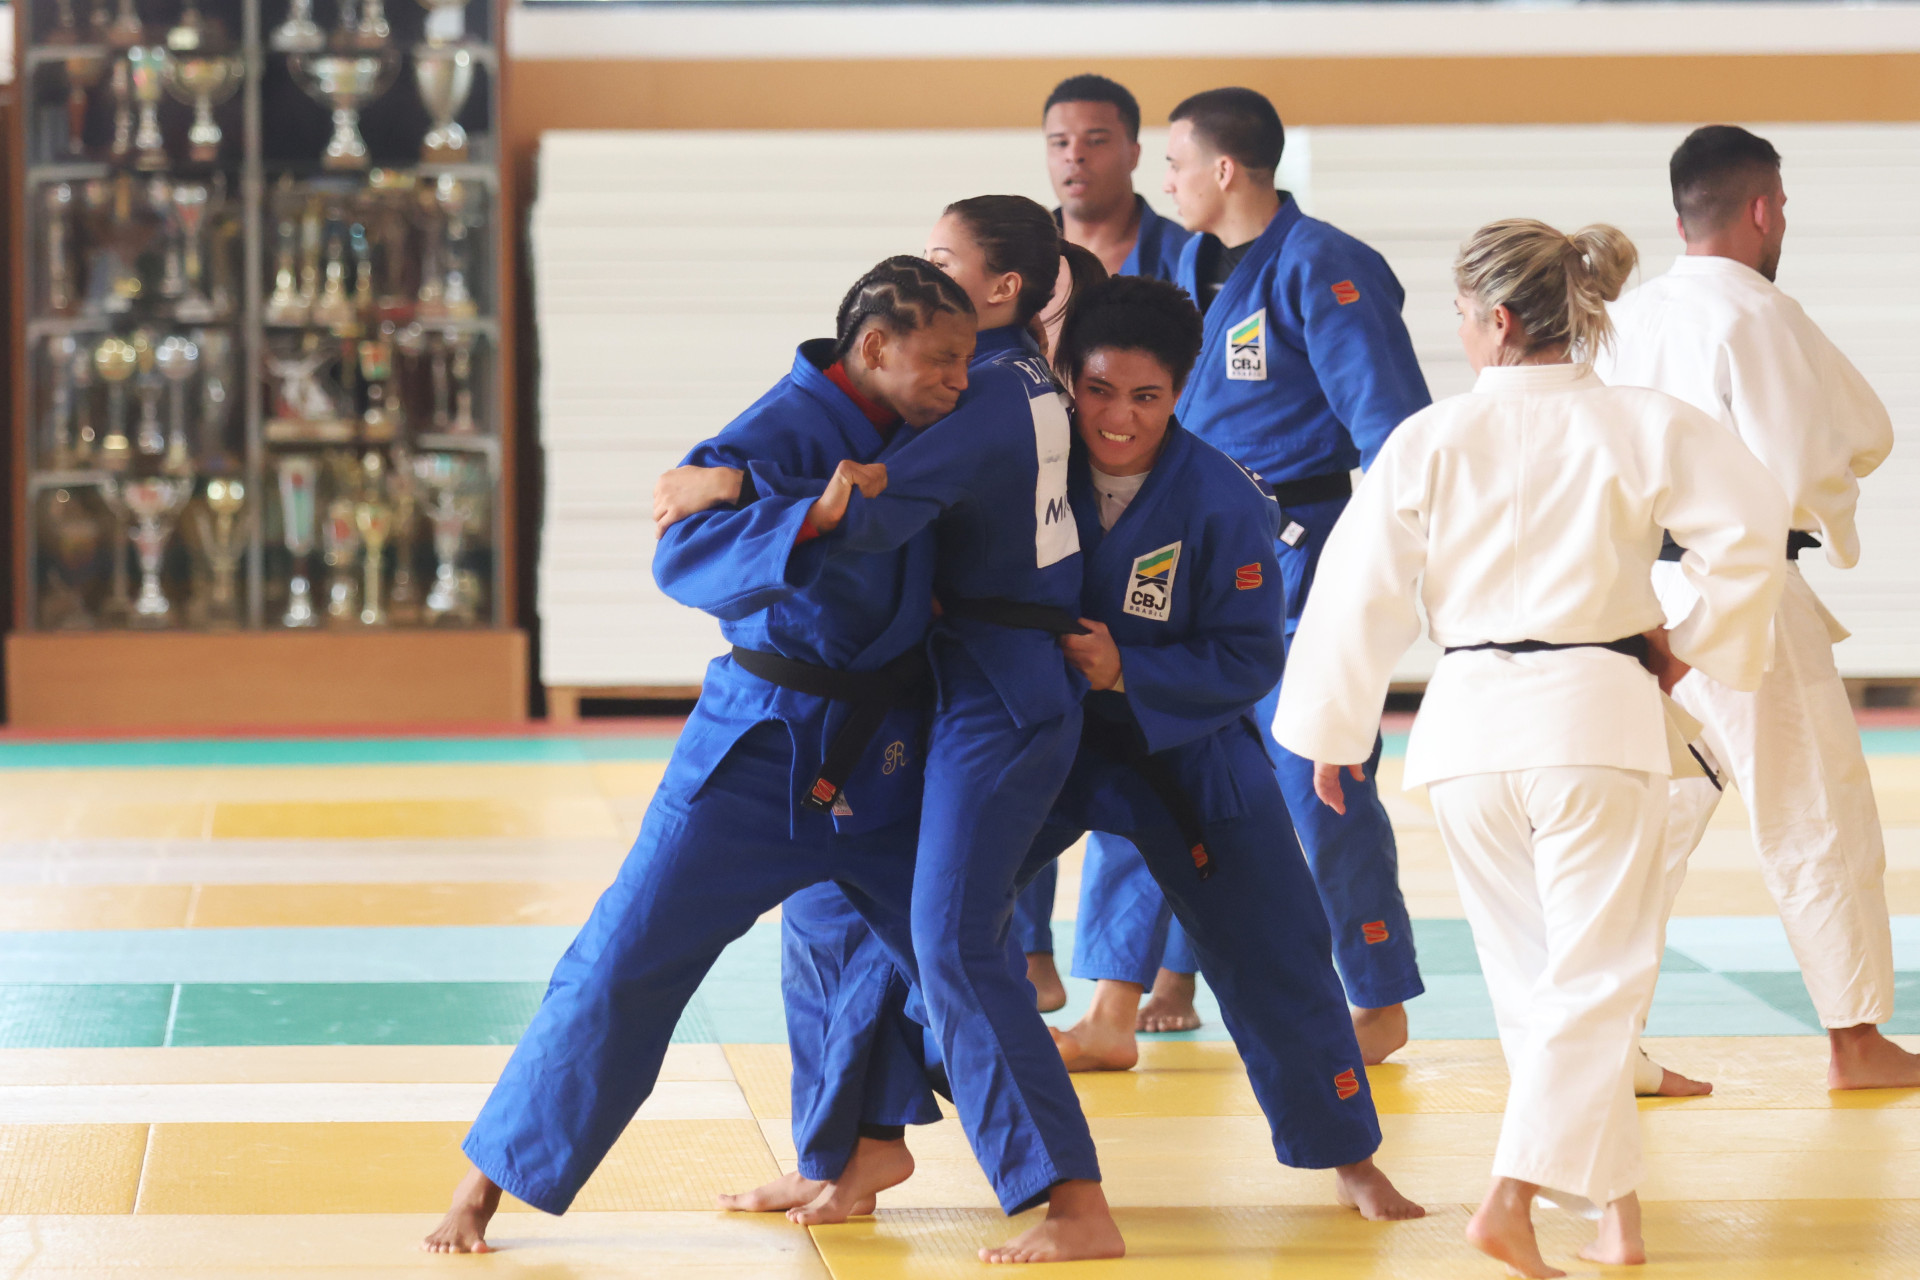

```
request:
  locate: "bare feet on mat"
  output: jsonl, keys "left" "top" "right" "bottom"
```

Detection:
{"left": 1136, "top": 969, "right": 1202, "bottom": 1032}
{"left": 1351, "top": 1002, "right": 1408, "bottom": 1066}
{"left": 1579, "top": 1193, "right": 1646, "bottom": 1266}
{"left": 1828, "top": 1024, "right": 1920, "bottom": 1090}
{"left": 1465, "top": 1178, "right": 1563, "bottom": 1279}
{"left": 719, "top": 1170, "right": 826, "bottom": 1213}
{"left": 1051, "top": 1021, "right": 1139, "bottom": 1073}
{"left": 788, "top": 1137, "right": 914, "bottom": 1225}
{"left": 1027, "top": 953, "right": 1067, "bottom": 1014}
{"left": 422, "top": 1166, "right": 501, "bottom": 1254}
{"left": 979, "top": 1180, "right": 1126, "bottom": 1264}
{"left": 1334, "top": 1157, "right": 1425, "bottom": 1221}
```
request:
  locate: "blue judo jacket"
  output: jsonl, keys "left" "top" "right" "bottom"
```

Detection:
{"left": 1173, "top": 196, "right": 1430, "bottom": 484}
{"left": 1052, "top": 421, "right": 1286, "bottom": 833}
{"left": 1056, "top": 196, "right": 1193, "bottom": 282}
{"left": 652, "top": 340, "right": 936, "bottom": 835}
{"left": 810, "top": 325, "right": 1087, "bottom": 729}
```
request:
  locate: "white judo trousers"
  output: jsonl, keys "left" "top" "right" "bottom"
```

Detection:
{"left": 1652, "top": 562, "right": 1893, "bottom": 1029}
{"left": 1430, "top": 766, "right": 1668, "bottom": 1207}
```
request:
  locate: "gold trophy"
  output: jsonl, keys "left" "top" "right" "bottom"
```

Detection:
{"left": 322, "top": 494, "right": 361, "bottom": 621}
{"left": 94, "top": 337, "right": 139, "bottom": 467}
{"left": 193, "top": 478, "right": 248, "bottom": 627}
{"left": 354, "top": 498, "right": 392, "bottom": 625}
{"left": 163, "top": 54, "right": 243, "bottom": 165}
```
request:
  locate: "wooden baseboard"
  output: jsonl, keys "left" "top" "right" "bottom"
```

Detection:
{"left": 544, "top": 685, "right": 703, "bottom": 725}
{"left": 6, "top": 630, "right": 530, "bottom": 730}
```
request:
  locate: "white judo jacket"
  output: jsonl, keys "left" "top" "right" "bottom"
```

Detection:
{"left": 1595, "top": 254, "right": 1893, "bottom": 571}
{"left": 1273, "top": 363, "right": 1787, "bottom": 788}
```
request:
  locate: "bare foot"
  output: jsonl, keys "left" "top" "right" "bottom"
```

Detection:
{"left": 719, "top": 1170, "right": 826, "bottom": 1213}
{"left": 788, "top": 1137, "right": 914, "bottom": 1226}
{"left": 1465, "top": 1177, "right": 1563, "bottom": 1279}
{"left": 1027, "top": 953, "right": 1067, "bottom": 1014}
{"left": 1651, "top": 1065, "right": 1714, "bottom": 1097}
{"left": 1828, "top": 1024, "right": 1920, "bottom": 1090}
{"left": 1352, "top": 1003, "right": 1408, "bottom": 1066}
{"left": 979, "top": 1179, "right": 1125, "bottom": 1264}
{"left": 1333, "top": 1157, "right": 1426, "bottom": 1221}
{"left": 422, "top": 1165, "right": 501, "bottom": 1254}
{"left": 1136, "top": 969, "right": 1202, "bottom": 1032}
{"left": 1579, "top": 1192, "right": 1646, "bottom": 1266}
{"left": 1051, "top": 1022, "right": 1139, "bottom": 1073}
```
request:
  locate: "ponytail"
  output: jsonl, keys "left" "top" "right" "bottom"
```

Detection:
{"left": 943, "top": 195, "right": 1063, "bottom": 325}
{"left": 1453, "top": 219, "right": 1639, "bottom": 363}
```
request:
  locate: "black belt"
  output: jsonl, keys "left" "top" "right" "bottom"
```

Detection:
{"left": 938, "top": 595, "right": 1089, "bottom": 636}
{"left": 729, "top": 645, "right": 928, "bottom": 812}
{"left": 1270, "top": 470, "right": 1352, "bottom": 508}
{"left": 1445, "top": 634, "right": 1651, "bottom": 663}
{"left": 1079, "top": 713, "right": 1214, "bottom": 881}
{"left": 1659, "top": 530, "right": 1822, "bottom": 562}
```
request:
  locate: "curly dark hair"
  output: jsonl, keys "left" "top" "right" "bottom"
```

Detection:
{"left": 1054, "top": 275, "right": 1205, "bottom": 391}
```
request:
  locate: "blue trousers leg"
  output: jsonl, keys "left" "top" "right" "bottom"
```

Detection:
{"left": 1011, "top": 863, "right": 1056, "bottom": 955}
{"left": 912, "top": 645, "right": 1099, "bottom": 1213}
{"left": 1103, "top": 786, "right": 1383, "bottom": 1167}
{"left": 1069, "top": 832, "right": 1173, "bottom": 987}
{"left": 783, "top": 883, "right": 941, "bottom": 1181}
{"left": 1259, "top": 685, "right": 1424, "bottom": 1009}
{"left": 463, "top": 723, "right": 919, "bottom": 1214}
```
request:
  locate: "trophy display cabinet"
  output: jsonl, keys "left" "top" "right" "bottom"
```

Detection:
{"left": 6, "top": 0, "right": 527, "bottom": 728}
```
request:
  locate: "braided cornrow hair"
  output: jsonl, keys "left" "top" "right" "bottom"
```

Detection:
{"left": 832, "top": 255, "right": 976, "bottom": 362}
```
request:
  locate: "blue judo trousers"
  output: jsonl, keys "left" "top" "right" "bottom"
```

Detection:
{"left": 459, "top": 343, "right": 939, "bottom": 1214}
{"left": 790, "top": 423, "right": 1386, "bottom": 1176}
{"left": 767, "top": 325, "right": 1099, "bottom": 1211}
{"left": 1061, "top": 196, "right": 1433, "bottom": 1010}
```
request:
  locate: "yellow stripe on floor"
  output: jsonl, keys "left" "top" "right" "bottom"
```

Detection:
{"left": 0, "top": 1125, "right": 148, "bottom": 1213}
{"left": 0, "top": 1044, "right": 729, "bottom": 1087}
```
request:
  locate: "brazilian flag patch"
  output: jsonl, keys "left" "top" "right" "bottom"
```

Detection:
{"left": 1124, "top": 541, "right": 1181, "bottom": 622}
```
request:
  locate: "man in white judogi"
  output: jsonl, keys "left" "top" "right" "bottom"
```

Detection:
{"left": 1597, "top": 125, "right": 1910, "bottom": 1091}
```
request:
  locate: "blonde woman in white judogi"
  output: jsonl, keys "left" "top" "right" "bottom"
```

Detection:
{"left": 1594, "top": 126, "right": 1908, "bottom": 1094}
{"left": 1275, "top": 219, "right": 1785, "bottom": 1278}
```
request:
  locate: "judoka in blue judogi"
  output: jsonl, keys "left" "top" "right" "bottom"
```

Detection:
{"left": 425, "top": 259, "right": 976, "bottom": 1254}
{"left": 1073, "top": 89, "right": 1433, "bottom": 1040}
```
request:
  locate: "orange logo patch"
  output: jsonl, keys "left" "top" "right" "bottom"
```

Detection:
{"left": 1362, "top": 921, "right": 1390, "bottom": 945}
{"left": 810, "top": 778, "right": 839, "bottom": 804}
{"left": 1331, "top": 280, "right": 1361, "bottom": 306}
{"left": 1334, "top": 1068, "right": 1360, "bottom": 1100}
{"left": 1235, "top": 563, "right": 1263, "bottom": 590}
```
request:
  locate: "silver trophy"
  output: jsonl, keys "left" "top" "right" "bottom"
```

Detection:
{"left": 322, "top": 496, "right": 360, "bottom": 620}
{"left": 265, "top": 335, "right": 349, "bottom": 441}
{"left": 116, "top": 475, "right": 195, "bottom": 625}
{"left": 290, "top": 53, "right": 400, "bottom": 170}
{"left": 154, "top": 335, "right": 199, "bottom": 474}
{"left": 265, "top": 216, "right": 306, "bottom": 325}
{"left": 415, "top": 0, "right": 470, "bottom": 47}
{"left": 414, "top": 46, "right": 473, "bottom": 162}
{"left": 96, "top": 477, "right": 134, "bottom": 622}
{"left": 127, "top": 47, "right": 170, "bottom": 171}
{"left": 434, "top": 176, "right": 478, "bottom": 319}
{"left": 414, "top": 452, "right": 475, "bottom": 622}
{"left": 163, "top": 54, "right": 243, "bottom": 164}
{"left": 270, "top": 0, "right": 324, "bottom": 53}
{"left": 198, "top": 330, "right": 233, "bottom": 468}
{"left": 277, "top": 454, "right": 320, "bottom": 626}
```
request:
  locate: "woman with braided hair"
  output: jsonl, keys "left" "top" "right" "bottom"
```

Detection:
{"left": 424, "top": 255, "right": 974, "bottom": 1254}
{"left": 1275, "top": 219, "right": 1787, "bottom": 1276}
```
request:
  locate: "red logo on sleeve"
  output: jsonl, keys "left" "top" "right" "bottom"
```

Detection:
{"left": 1362, "top": 921, "right": 1390, "bottom": 945}
{"left": 1235, "top": 563, "right": 1263, "bottom": 590}
{"left": 1334, "top": 1068, "right": 1360, "bottom": 1100}
{"left": 1331, "top": 280, "right": 1361, "bottom": 306}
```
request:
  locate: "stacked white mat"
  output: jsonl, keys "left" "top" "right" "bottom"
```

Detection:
{"left": 531, "top": 124, "right": 1920, "bottom": 691}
